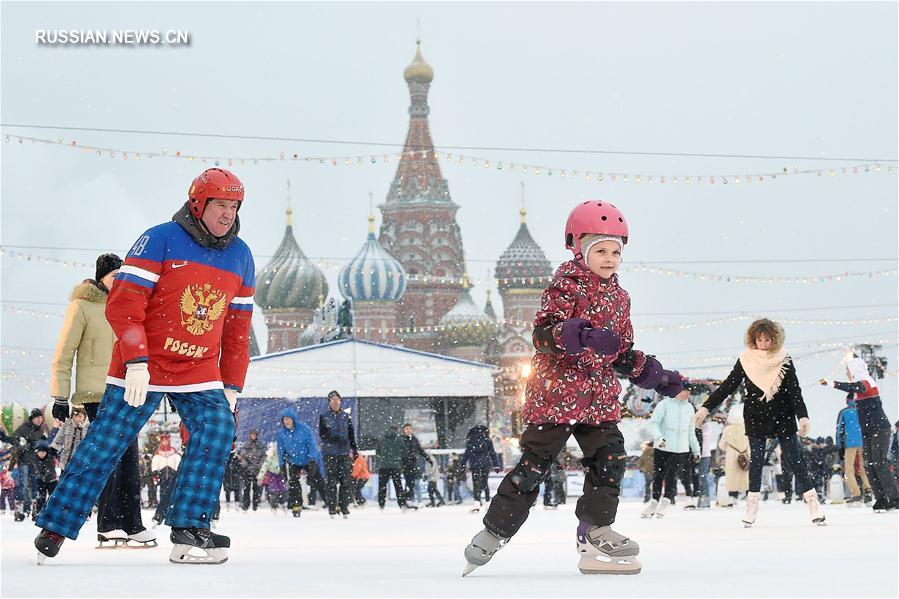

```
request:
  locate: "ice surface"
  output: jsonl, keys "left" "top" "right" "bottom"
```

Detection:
{"left": 2, "top": 500, "right": 896, "bottom": 597}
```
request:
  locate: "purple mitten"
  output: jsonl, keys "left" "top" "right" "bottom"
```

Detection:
{"left": 631, "top": 356, "right": 664, "bottom": 389}
{"left": 580, "top": 327, "right": 621, "bottom": 356}
{"left": 656, "top": 370, "right": 685, "bottom": 398}
{"left": 560, "top": 318, "right": 590, "bottom": 354}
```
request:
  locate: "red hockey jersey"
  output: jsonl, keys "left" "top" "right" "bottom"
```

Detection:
{"left": 106, "top": 220, "right": 255, "bottom": 392}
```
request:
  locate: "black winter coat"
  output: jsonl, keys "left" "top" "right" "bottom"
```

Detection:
{"left": 703, "top": 358, "right": 809, "bottom": 439}
{"left": 400, "top": 434, "right": 430, "bottom": 473}
{"left": 14, "top": 422, "right": 47, "bottom": 467}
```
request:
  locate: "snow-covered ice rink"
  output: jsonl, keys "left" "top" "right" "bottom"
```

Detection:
{"left": 2, "top": 500, "right": 896, "bottom": 598}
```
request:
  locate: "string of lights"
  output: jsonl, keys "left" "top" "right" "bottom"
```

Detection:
{"left": 3, "top": 248, "right": 896, "bottom": 288}
{"left": 3, "top": 132, "right": 896, "bottom": 185}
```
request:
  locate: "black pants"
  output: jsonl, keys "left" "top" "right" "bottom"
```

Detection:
{"left": 471, "top": 469, "right": 491, "bottom": 502}
{"left": 749, "top": 435, "right": 814, "bottom": 494}
{"left": 483, "top": 422, "right": 624, "bottom": 539}
{"left": 642, "top": 476, "right": 652, "bottom": 502}
{"left": 377, "top": 469, "right": 405, "bottom": 507}
{"left": 285, "top": 463, "right": 306, "bottom": 510}
{"left": 32, "top": 480, "right": 57, "bottom": 518}
{"left": 652, "top": 450, "right": 690, "bottom": 501}
{"left": 306, "top": 462, "right": 328, "bottom": 506}
{"left": 353, "top": 478, "right": 368, "bottom": 504}
{"left": 144, "top": 479, "right": 158, "bottom": 507}
{"left": 679, "top": 455, "right": 699, "bottom": 498}
{"left": 242, "top": 475, "right": 260, "bottom": 510}
{"left": 324, "top": 455, "right": 352, "bottom": 513}
{"left": 863, "top": 428, "right": 899, "bottom": 502}
{"left": 402, "top": 466, "right": 421, "bottom": 503}
{"left": 84, "top": 402, "right": 145, "bottom": 534}
{"left": 427, "top": 481, "right": 444, "bottom": 506}
{"left": 153, "top": 468, "right": 178, "bottom": 524}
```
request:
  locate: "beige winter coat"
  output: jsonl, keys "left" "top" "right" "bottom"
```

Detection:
{"left": 50, "top": 281, "right": 116, "bottom": 405}
{"left": 718, "top": 422, "right": 750, "bottom": 492}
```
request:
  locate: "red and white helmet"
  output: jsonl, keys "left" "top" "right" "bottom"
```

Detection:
{"left": 188, "top": 168, "right": 245, "bottom": 219}
{"left": 564, "top": 200, "right": 629, "bottom": 261}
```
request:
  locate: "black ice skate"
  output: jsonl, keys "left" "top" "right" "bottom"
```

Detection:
{"left": 169, "top": 527, "right": 230, "bottom": 565}
{"left": 462, "top": 528, "right": 508, "bottom": 576}
{"left": 35, "top": 529, "right": 65, "bottom": 565}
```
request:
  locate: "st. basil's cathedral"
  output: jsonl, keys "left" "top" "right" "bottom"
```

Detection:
{"left": 253, "top": 41, "right": 553, "bottom": 436}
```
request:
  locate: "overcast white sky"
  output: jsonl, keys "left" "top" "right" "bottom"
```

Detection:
{"left": 2, "top": 2, "right": 897, "bottom": 435}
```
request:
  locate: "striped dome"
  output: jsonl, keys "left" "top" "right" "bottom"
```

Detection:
{"left": 495, "top": 207, "right": 552, "bottom": 290}
{"left": 339, "top": 217, "right": 407, "bottom": 303}
{"left": 438, "top": 284, "right": 497, "bottom": 347}
{"left": 255, "top": 209, "right": 328, "bottom": 310}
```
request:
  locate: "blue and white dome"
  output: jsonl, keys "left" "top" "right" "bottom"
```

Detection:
{"left": 339, "top": 214, "right": 407, "bottom": 302}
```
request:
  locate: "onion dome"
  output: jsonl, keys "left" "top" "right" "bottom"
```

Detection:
{"left": 255, "top": 206, "right": 328, "bottom": 310}
{"left": 438, "top": 275, "right": 497, "bottom": 347}
{"left": 403, "top": 39, "right": 434, "bottom": 83}
{"left": 339, "top": 208, "right": 407, "bottom": 302}
{"left": 495, "top": 206, "right": 552, "bottom": 290}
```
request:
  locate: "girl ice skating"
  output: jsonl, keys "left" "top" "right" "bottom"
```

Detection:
{"left": 463, "top": 200, "right": 686, "bottom": 576}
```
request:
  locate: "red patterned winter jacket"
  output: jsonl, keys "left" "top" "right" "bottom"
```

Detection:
{"left": 521, "top": 260, "right": 648, "bottom": 426}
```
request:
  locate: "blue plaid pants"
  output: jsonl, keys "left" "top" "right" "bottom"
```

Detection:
{"left": 36, "top": 384, "right": 233, "bottom": 539}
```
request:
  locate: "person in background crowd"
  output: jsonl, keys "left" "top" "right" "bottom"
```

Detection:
{"left": 49, "top": 406, "right": 89, "bottom": 473}
{"left": 0, "top": 463, "right": 16, "bottom": 515}
{"left": 375, "top": 427, "right": 408, "bottom": 510}
{"left": 643, "top": 388, "right": 700, "bottom": 518}
{"left": 150, "top": 433, "right": 181, "bottom": 527}
{"left": 351, "top": 451, "right": 371, "bottom": 506}
{"left": 48, "top": 253, "right": 154, "bottom": 545}
{"left": 257, "top": 446, "right": 287, "bottom": 512}
{"left": 636, "top": 441, "right": 654, "bottom": 503}
{"left": 400, "top": 423, "right": 433, "bottom": 506}
{"left": 461, "top": 425, "right": 500, "bottom": 508}
{"left": 717, "top": 404, "right": 750, "bottom": 507}
{"left": 139, "top": 454, "right": 158, "bottom": 509}
{"left": 237, "top": 429, "right": 266, "bottom": 512}
{"left": 446, "top": 452, "right": 463, "bottom": 504}
{"left": 822, "top": 357, "right": 898, "bottom": 511}
{"left": 423, "top": 452, "right": 445, "bottom": 507}
{"left": 13, "top": 409, "right": 47, "bottom": 521}
{"left": 698, "top": 421, "right": 715, "bottom": 508}
{"left": 222, "top": 448, "right": 243, "bottom": 509}
{"left": 278, "top": 407, "right": 320, "bottom": 518}
{"left": 319, "top": 391, "right": 359, "bottom": 517}
{"left": 31, "top": 441, "right": 58, "bottom": 520}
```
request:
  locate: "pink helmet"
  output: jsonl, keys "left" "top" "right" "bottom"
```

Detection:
{"left": 565, "top": 200, "right": 629, "bottom": 260}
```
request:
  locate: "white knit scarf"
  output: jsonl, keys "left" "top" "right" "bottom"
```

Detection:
{"left": 739, "top": 348, "right": 789, "bottom": 401}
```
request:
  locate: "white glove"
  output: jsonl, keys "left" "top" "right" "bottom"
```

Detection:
{"left": 694, "top": 406, "right": 709, "bottom": 428}
{"left": 656, "top": 437, "right": 666, "bottom": 449}
{"left": 798, "top": 417, "right": 811, "bottom": 437}
{"left": 124, "top": 362, "right": 150, "bottom": 408}
{"left": 224, "top": 388, "right": 238, "bottom": 412}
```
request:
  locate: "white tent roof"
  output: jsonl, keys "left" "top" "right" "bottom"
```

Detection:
{"left": 243, "top": 338, "right": 498, "bottom": 399}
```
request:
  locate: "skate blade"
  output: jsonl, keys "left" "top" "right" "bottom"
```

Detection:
{"left": 36, "top": 552, "right": 48, "bottom": 565}
{"left": 462, "top": 562, "right": 479, "bottom": 577}
{"left": 742, "top": 522, "right": 753, "bottom": 528}
{"left": 578, "top": 555, "right": 641, "bottom": 575}
{"left": 813, "top": 518, "right": 826, "bottom": 526}
{"left": 169, "top": 545, "right": 228, "bottom": 565}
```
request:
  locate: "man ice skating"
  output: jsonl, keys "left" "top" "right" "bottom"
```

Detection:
{"left": 319, "top": 390, "right": 359, "bottom": 517}
{"left": 34, "top": 167, "right": 255, "bottom": 565}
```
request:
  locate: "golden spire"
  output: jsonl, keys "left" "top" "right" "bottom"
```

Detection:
{"left": 286, "top": 179, "right": 293, "bottom": 226}
{"left": 404, "top": 38, "right": 434, "bottom": 83}
{"left": 520, "top": 181, "right": 527, "bottom": 224}
{"left": 367, "top": 190, "right": 375, "bottom": 234}
{"left": 461, "top": 272, "right": 471, "bottom": 290}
